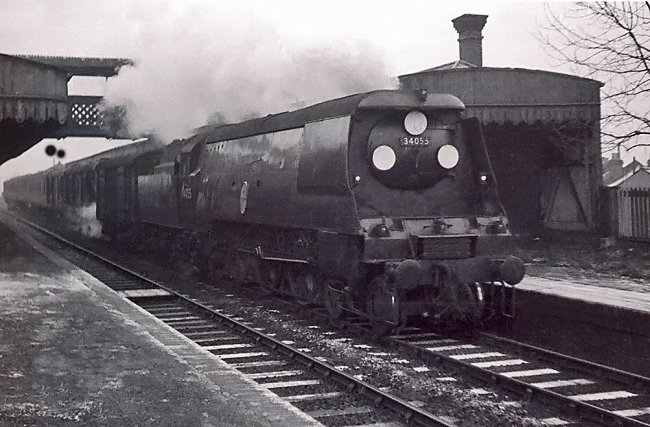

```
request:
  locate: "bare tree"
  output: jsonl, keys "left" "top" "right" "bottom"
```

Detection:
{"left": 539, "top": 2, "right": 650, "bottom": 153}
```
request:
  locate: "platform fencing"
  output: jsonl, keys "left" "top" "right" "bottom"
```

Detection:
{"left": 604, "top": 187, "right": 650, "bottom": 241}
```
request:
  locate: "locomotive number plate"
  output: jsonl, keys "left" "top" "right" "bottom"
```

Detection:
{"left": 399, "top": 137, "right": 430, "bottom": 147}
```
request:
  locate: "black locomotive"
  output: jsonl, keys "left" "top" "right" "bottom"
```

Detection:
{"left": 3, "top": 89, "right": 525, "bottom": 330}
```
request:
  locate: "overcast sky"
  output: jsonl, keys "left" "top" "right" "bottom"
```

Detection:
{"left": 0, "top": 1, "right": 646, "bottom": 184}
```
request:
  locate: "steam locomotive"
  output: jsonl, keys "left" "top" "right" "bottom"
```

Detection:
{"left": 3, "top": 89, "right": 525, "bottom": 330}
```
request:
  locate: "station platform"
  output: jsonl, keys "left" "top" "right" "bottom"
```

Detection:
{"left": 0, "top": 226, "right": 322, "bottom": 426}
{"left": 520, "top": 265, "right": 650, "bottom": 312}
{"left": 513, "top": 265, "right": 650, "bottom": 377}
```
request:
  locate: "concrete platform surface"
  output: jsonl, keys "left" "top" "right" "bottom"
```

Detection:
{"left": 0, "top": 229, "right": 321, "bottom": 426}
{"left": 519, "top": 273, "right": 650, "bottom": 313}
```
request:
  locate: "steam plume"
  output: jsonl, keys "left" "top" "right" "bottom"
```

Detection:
{"left": 104, "top": 5, "right": 395, "bottom": 141}
{"left": 67, "top": 204, "right": 103, "bottom": 238}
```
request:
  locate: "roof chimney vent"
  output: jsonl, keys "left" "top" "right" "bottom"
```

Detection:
{"left": 452, "top": 14, "right": 488, "bottom": 67}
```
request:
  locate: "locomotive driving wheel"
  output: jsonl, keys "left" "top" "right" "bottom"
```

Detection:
{"left": 324, "top": 280, "right": 346, "bottom": 320}
{"left": 366, "top": 277, "right": 399, "bottom": 334}
{"left": 288, "top": 267, "right": 322, "bottom": 305}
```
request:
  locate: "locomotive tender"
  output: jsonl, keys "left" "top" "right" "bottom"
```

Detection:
{"left": 3, "top": 89, "right": 525, "bottom": 329}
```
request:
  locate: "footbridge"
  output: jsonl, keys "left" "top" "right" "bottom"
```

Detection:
{"left": 0, "top": 53, "right": 132, "bottom": 166}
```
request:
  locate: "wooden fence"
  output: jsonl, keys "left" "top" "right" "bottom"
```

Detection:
{"left": 605, "top": 187, "right": 650, "bottom": 241}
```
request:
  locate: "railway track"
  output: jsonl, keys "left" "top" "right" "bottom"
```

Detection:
{"left": 7, "top": 213, "right": 456, "bottom": 427}
{"left": 254, "top": 291, "right": 650, "bottom": 426}
{"left": 8, "top": 211, "right": 650, "bottom": 426}
{"left": 386, "top": 331, "right": 650, "bottom": 426}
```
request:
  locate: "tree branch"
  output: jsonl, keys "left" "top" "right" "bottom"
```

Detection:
{"left": 538, "top": 2, "right": 650, "bottom": 151}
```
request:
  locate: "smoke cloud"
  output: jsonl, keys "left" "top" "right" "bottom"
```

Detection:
{"left": 68, "top": 203, "right": 103, "bottom": 238}
{"left": 104, "top": 4, "right": 395, "bottom": 141}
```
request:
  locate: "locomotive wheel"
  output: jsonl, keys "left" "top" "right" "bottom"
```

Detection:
{"left": 459, "top": 282, "right": 485, "bottom": 324}
{"left": 366, "top": 277, "right": 399, "bottom": 332}
{"left": 288, "top": 268, "right": 322, "bottom": 305}
{"left": 324, "top": 280, "right": 346, "bottom": 320}
{"left": 258, "top": 261, "right": 283, "bottom": 290}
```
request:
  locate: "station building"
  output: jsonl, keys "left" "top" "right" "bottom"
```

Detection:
{"left": 399, "top": 14, "right": 603, "bottom": 234}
